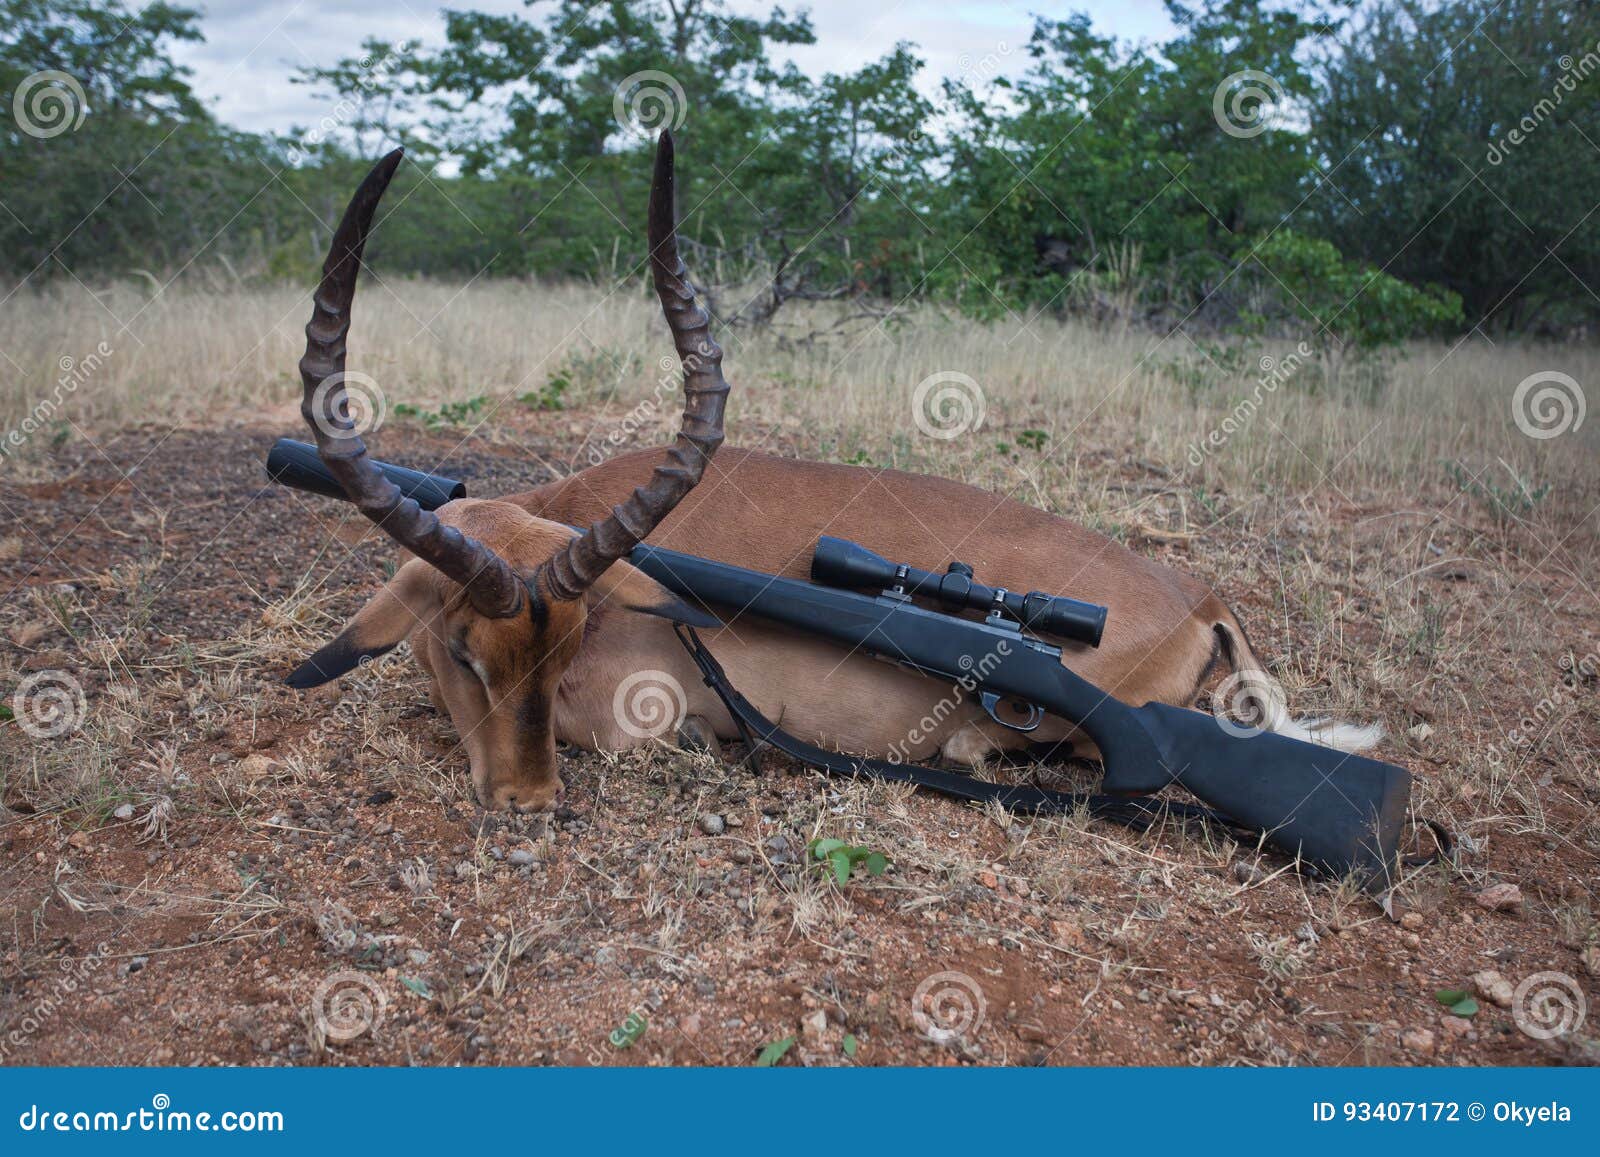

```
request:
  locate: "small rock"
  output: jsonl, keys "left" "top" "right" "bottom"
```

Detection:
{"left": 1440, "top": 1016, "right": 1473, "bottom": 1039}
{"left": 1403, "top": 933, "right": 1421, "bottom": 950}
{"left": 1400, "top": 911, "right": 1424, "bottom": 931}
{"left": 508, "top": 849, "right": 537, "bottom": 867}
{"left": 1231, "top": 861, "right": 1267, "bottom": 886}
{"left": 238, "top": 753, "right": 276, "bottom": 782}
{"left": 1407, "top": 722, "right": 1434, "bottom": 744}
{"left": 1474, "top": 883, "right": 1522, "bottom": 913}
{"left": 1582, "top": 946, "right": 1600, "bottom": 979}
{"left": 406, "top": 948, "right": 431, "bottom": 965}
{"left": 1294, "top": 923, "right": 1319, "bottom": 943}
{"left": 800, "top": 1008, "right": 829, "bottom": 1045}
{"left": 1401, "top": 1028, "right": 1436, "bottom": 1056}
{"left": 112, "top": 803, "right": 135, "bottom": 821}
{"left": 373, "top": 820, "right": 394, "bottom": 836}
{"left": 1472, "top": 970, "right": 1514, "bottom": 1008}
{"left": 594, "top": 946, "right": 616, "bottom": 966}
{"left": 681, "top": 1013, "right": 702, "bottom": 1036}
{"left": 977, "top": 870, "right": 998, "bottom": 889}
{"left": 724, "top": 813, "right": 744, "bottom": 828}
{"left": 366, "top": 789, "right": 396, "bottom": 807}
{"left": 698, "top": 813, "right": 726, "bottom": 836}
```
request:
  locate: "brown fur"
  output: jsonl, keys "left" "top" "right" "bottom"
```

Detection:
{"left": 295, "top": 449, "right": 1282, "bottom": 809}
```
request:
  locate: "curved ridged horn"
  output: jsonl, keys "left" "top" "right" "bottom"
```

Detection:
{"left": 540, "top": 129, "right": 730, "bottom": 600}
{"left": 298, "top": 149, "right": 525, "bottom": 618}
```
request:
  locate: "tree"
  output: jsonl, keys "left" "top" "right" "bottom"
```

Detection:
{"left": 1310, "top": 0, "right": 1600, "bottom": 330}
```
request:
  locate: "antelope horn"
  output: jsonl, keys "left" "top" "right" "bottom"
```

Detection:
{"left": 298, "top": 149, "right": 526, "bottom": 619}
{"left": 540, "top": 129, "right": 730, "bottom": 601}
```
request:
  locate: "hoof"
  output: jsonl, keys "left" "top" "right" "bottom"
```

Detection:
{"left": 676, "top": 714, "right": 723, "bottom": 761}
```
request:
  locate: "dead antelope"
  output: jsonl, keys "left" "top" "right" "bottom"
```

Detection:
{"left": 288, "top": 132, "right": 1381, "bottom": 812}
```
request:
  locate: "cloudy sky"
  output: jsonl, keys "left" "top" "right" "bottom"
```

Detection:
{"left": 170, "top": 1, "right": 1181, "bottom": 135}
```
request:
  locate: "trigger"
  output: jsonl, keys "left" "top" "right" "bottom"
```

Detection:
{"left": 980, "top": 691, "right": 1043, "bottom": 733}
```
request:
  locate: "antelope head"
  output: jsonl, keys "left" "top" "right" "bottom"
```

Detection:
{"left": 285, "top": 132, "right": 728, "bottom": 811}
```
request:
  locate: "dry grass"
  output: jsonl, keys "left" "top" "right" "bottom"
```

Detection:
{"left": 3, "top": 278, "right": 1596, "bottom": 504}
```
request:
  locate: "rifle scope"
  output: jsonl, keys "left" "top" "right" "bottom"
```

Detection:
{"left": 810, "top": 536, "right": 1107, "bottom": 648}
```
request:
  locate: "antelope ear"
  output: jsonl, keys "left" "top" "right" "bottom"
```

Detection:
{"left": 286, "top": 561, "right": 439, "bottom": 688}
{"left": 587, "top": 560, "right": 722, "bottom": 629}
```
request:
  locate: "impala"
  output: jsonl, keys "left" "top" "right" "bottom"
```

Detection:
{"left": 288, "top": 132, "right": 1380, "bottom": 812}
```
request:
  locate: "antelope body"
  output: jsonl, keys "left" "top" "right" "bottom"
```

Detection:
{"left": 288, "top": 134, "right": 1379, "bottom": 813}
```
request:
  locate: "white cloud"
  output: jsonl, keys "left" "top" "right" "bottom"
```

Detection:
{"left": 170, "top": 0, "right": 1179, "bottom": 136}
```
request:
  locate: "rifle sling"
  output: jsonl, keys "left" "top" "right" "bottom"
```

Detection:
{"left": 673, "top": 625, "right": 1242, "bottom": 838}
{"left": 673, "top": 626, "right": 1452, "bottom": 870}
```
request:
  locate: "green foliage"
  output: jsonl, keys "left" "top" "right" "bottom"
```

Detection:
{"left": 1443, "top": 460, "right": 1552, "bottom": 526}
{"left": 808, "top": 838, "right": 890, "bottom": 886}
{"left": 754, "top": 1035, "right": 795, "bottom": 1066}
{"left": 0, "top": 0, "right": 1585, "bottom": 336}
{"left": 1246, "top": 231, "right": 1463, "bottom": 349}
{"left": 1434, "top": 989, "right": 1479, "bottom": 1018}
{"left": 393, "top": 396, "right": 490, "bottom": 430}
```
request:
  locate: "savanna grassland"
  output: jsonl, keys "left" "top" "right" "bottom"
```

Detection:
{"left": 1, "top": 279, "right": 1597, "bottom": 1066}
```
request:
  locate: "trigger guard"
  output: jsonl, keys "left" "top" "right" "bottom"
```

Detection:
{"left": 980, "top": 690, "right": 1043, "bottom": 733}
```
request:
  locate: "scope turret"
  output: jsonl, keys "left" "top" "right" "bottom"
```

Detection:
{"left": 810, "top": 536, "right": 1106, "bottom": 648}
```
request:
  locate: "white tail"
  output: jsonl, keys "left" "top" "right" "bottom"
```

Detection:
{"left": 1214, "top": 622, "right": 1384, "bottom": 753}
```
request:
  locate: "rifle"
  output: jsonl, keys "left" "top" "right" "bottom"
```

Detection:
{"left": 266, "top": 437, "right": 1439, "bottom": 888}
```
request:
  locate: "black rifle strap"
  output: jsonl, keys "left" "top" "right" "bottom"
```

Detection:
{"left": 673, "top": 626, "right": 1454, "bottom": 870}
{"left": 672, "top": 625, "right": 1242, "bottom": 838}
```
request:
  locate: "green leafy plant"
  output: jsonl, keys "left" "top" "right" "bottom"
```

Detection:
{"left": 393, "top": 395, "right": 491, "bottom": 430}
{"left": 755, "top": 1035, "right": 795, "bottom": 1066}
{"left": 1443, "top": 459, "right": 1551, "bottom": 526}
{"left": 518, "top": 375, "right": 568, "bottom": 411}
{"left": 1016, "top": 428, "right": 1049, "bottom": 452}
{"left": 807, "top": 838, "right": 890, "bottom": 886}
{"left": 1435, "top": 988, "right": 1479, "bottom": 1017}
